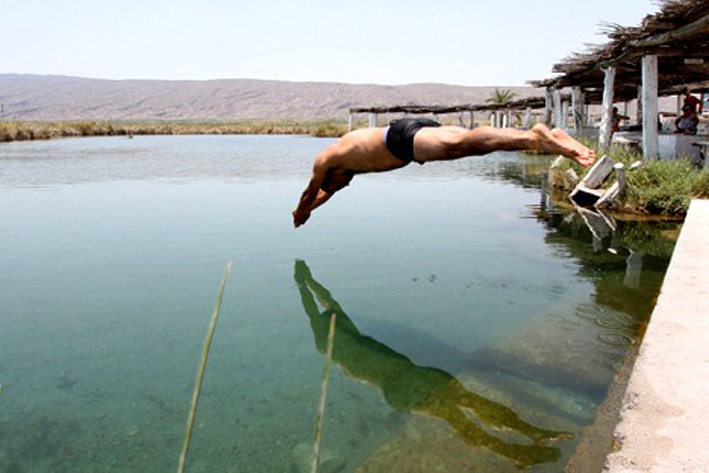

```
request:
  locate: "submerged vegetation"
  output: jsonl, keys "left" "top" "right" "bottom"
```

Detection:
{"left": 548, "top": 141, "right": 709, "bottom": 216}
{"left": 0, "top": 120, "right": 348, "bottom": 142}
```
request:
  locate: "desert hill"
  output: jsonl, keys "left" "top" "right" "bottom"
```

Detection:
{"left": 0, "top": 74, "right": 541, "bottom": 122}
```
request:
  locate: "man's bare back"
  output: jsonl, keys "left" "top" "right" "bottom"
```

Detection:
{"left": 293, "top": 121, "right": 596, "bottom": 228}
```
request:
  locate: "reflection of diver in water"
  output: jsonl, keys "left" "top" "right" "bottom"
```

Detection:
{"left": 294, "top": 260, "right": 572, "bottom": 469}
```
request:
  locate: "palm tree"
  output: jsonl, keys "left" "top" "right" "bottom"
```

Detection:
{"left": 487, "top": 88, "right": 517, "bottom": 105}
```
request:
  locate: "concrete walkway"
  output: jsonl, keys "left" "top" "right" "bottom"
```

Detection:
{"left": 605, "top": 200, "right": 709, "bottom": 472}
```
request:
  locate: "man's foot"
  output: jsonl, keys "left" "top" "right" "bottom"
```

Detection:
{"left": 530, "top": 124, "right": 596, "bottom": 167}
{"left": 550, "top": 127, "right": 597, "bottom": 167}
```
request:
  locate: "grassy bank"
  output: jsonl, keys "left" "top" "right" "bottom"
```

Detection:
{"left": 548, "top": 142, "right": 709, "bottom": 216}
{"left": 0, "top": 120, "right": 348, "bottom": 142}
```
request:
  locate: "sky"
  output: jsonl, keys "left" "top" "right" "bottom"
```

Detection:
{"left": 2, "top": 0, "right": 658, "bottom": 86}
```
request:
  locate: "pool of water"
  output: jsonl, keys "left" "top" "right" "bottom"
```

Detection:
{"left": 0, "top": 135, "right": 679, "bottom": 472}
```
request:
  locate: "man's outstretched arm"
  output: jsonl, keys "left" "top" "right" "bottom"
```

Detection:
{"left": 293, "top": 163, "right": 327, "bottom": 228}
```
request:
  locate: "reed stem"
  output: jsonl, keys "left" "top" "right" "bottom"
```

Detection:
{"left": 311, "top": 312, "right": 337, "bottom": 473}
{"left": 177, "top": 262, "right": 232, "bottom": 473}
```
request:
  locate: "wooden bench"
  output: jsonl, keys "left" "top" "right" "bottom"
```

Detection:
{"left": 612, "top": 136, "right": 641, "bottom": 152}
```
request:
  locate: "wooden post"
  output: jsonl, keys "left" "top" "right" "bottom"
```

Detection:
{"left": 595, "top": 163, "right": 626, "bottom": 208}
{"left": 599, "top": 66, "right": 616, "bottom": 150}
{"left": 469, "top": 110, "right": 475, "bottom": 129}
{"left": 616, "top": 162, "right": 627, "bottom": 198}
{"left": 553, "top": 89, "right": 562, "bottom": 128}
{"left": 523, "top": 107, "right": 532, "bottom": 129}
{"left": 506, "top": 108, "right": 512, "bottom": 128}
{"left": 562, "top": 100, "right": 569, "bottom": 130}
{"left": 624, "top": 251, "right": 643, "bottom": 289}
{"left": 368, "top": 113, "right": 377, "bottom": 128}
{"left": 677, "top": 93, "right": 682, "bottom": 116}
{"left": 636, "top": 85, "right": 643, "bottom": 126}
{"left": 347, "top": 114, "right": 353, "bottom": 132}
{"left": 545, "top": 88, "right": 553, "bottom": 126}
{"left": 490, "top": 113, "right": 495, "bottom": 127}
{"left": 642, "top": 54, "right": 659, "bottom": 159}
{"left": 572, "top": 87, "right": 584, "bottom": 134}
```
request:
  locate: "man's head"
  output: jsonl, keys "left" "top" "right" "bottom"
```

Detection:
{"left": 682, "top": 87, "right": 691, "bottom": 96}
{"left": 320, "top": 169, "right": 354, "bottom": 195}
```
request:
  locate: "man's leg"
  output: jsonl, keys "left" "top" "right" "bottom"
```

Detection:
{"left": 413, "top": 124, "right": 595, "bottom": 167}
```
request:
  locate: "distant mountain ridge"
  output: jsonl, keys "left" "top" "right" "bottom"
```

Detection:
{"left": 0, "top": 74, "right": 540, "bottom": 122}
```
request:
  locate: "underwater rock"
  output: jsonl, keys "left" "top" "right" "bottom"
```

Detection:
{"left": 291, "top": 443, "right": 345, "bottom": 473}
{"left": 55, "top": 376, "right": 78, "bottom": 390}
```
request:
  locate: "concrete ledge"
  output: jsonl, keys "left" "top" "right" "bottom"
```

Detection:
{"left": 605, "top": 200, "right": 709, "bottom": 472}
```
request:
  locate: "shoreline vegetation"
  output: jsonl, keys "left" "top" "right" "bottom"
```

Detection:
{"left": 2, "top": 120, "right": 707, "bottom": 216}
{"left": 547, "top": 140, "right": 709, "bottom": 217}
{"left": 0, "top": 120, "right": 349, "bottom": 141}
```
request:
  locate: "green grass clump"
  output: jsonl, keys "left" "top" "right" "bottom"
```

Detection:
{"left": 624, "top": 159, "right": 697, "bottom": 215}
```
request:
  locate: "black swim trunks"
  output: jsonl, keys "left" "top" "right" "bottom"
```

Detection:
{"left": 385, "top": 118, "right": 441, "bottom": 164}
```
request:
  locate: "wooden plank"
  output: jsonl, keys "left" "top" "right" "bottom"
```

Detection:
{"left": 595, "top": 163, "right": 627, "bottom": 208}
{"left": 595, "top": 182, "right": 620, "bottom": 208}
{"left": 581, "top": 155, "right": 614, "bottom": 189}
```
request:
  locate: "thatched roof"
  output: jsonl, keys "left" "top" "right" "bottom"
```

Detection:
{"left": 530, "top": 0, "right": 709, "bottom": 103}
{"left": 349, "top": 95, "right": 564, "bottom": 115}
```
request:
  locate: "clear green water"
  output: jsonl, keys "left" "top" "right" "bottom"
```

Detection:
{"left": 0, "top": 135, "right": 678, "bottom": 472}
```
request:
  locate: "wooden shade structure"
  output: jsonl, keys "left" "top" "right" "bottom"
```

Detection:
{"left": 530, "top": 0, "right": 709, "bottom": 102}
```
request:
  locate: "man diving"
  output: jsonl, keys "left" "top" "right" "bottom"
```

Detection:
{"left": 292, "top": 119, "right": 596, "bottom": 228}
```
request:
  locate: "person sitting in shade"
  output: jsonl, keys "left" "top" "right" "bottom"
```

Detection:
{"left": 675, "top": 105, "right": 699, "bottom": 135}
{"left": 682, "top": 87, "right": 703, "bottom": 115}
{"left": 292, "top": 120, "right": 596, "bottom": 228}
{"left": 611, "top": 107, "right": 630, "bottom": 135}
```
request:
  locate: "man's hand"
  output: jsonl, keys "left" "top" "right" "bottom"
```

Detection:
{"left": 293, "top": 208, "right": 311, "bottom": 228}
